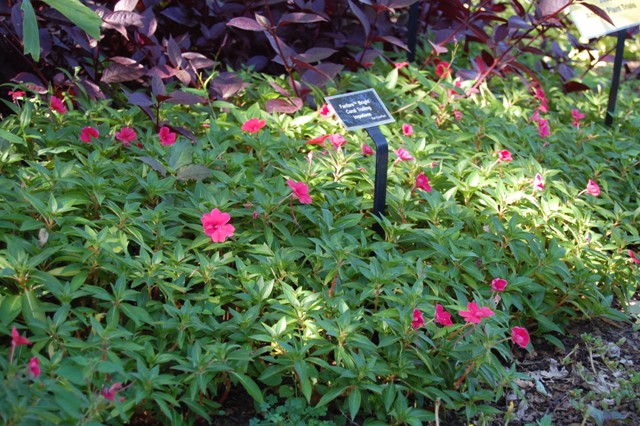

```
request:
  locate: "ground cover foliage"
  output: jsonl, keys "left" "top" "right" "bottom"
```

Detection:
{"left": 1, "top": 48, "right": 640, "bottom": 426}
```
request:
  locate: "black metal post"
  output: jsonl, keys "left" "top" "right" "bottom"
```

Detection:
{"left": 605, "top": 30, "right": 626, "bottom": 126}
{"left": 365, "top": 126, "right": 388, "bottom": 237}
{"left": 407, "top": 2, "right": 419, "bottom": 62}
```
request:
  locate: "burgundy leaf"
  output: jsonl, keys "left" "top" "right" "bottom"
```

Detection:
{"left": 348, "top": 0, "right": 370, "bottom": 39}
{"left": 563, "top": 80, "right": 591, "bottom": 93}
{"left": 182, "top": 52, "right": 216, "bottom": 69}
{"left": 114, "top": 0, "right": 138, "bottom": 12}
{"left": 428, "top": 40, "right": 449, "bottom": 54}
{"left": 508, "top": 15, "right": 533, "bottom": 30}
{"left": 11, "top": 3, "right": 23, "bottom": 38}
{"left": 171, "top": 125, "right": 198, "bottom": 143}
{"left": 265, "top": 33, "right": 297, "bottom": 67}
{"left": 558, "top": 63, "right": 574, "bottom": 81}
{"left": 375, "top": 35, "right": 409, "bottom": 51}
{"left": 211, "top": 72, "right": 249, "bottom": 99}
{"left": 138, "top": 104, "right": 155, "bottom": 122}
{"left": 10, "top": 72, "right": 47, "bottom": 94}
{"left": 511, "top": 0, "right": 526, "bottom": 17}
{"left": 167, "top": 36, "right": 183, "bottom": 68}
{"left": 166, "top": 90, "right": 206, "bottom": 105}
{"left": 266, "top": 98, "right": 303, "bottom": 114}
{"left": 151, "top": 73, "right": 166, "bottom": 97}
{"left": 297, "top": 47, "right": 337, "bottom": 63}
{"left": 101, "top": 62, "right": 146, "bottom": 83}
{"left": 576, "top": 2, "right": 615, "bottom": 26}
{"left": 226, "top": 17, "right": 264, "bottom": 32}
{"left": 386, "top": 0, "right": 420, "bottom": 8}
{"left": 160, "top": 7, "right": 197, "bottom": 27}
{"left": 269, "top": 82, "right": 291, "bottom": 98}
{"left": 538, "top": 0, "right": 572, "bottom": 17}
{"left": 278, "top": 12, "right": 327, "bottom": 26}
{"left": 300, "top": 62, "right": 343, "bottom": 87}
{"left": 481, "top": 50, "right": 495, "bottom": 67}
{"left": 494, "top": 24, "right": 509, "bottom": 42}
{"left": 103, "top": 11, "right": 144, "bottom": 28}
{"left": 254, "top": 13, "right": 273, "bottom": 29}
{"left": 140, "top": 7, "right": 157, "bottom": 37}
{"left": 174, "top": 69, "right": 192, "bottom": 85}
{"left": 126, "top": 91, "right": 154, "bottom": 107}
{"left": 156, "top": 95, "right": 171, "bottom": 103}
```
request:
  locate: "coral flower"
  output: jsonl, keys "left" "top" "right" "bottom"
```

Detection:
{"left": 395, "top": 61, "right": 409, "bottom": 69}
{"left": 319, "top": 104, "right": 333, "bottom": 117}
{"left": 11, "top": 327, "right": 32, "bottom": 348}
{"left": 28, "top": 357, "right": 41, "bottom": 378}
{"left": 329, "top": 134, "right": 347, "bottom": 149}
{"left": 454, "top": 110, "right": 463, "bottom": 121}
{"left": 159, "top": 126, "right": 177, "bottom": 146}
{"left": 115, "top": 127, "right": 137, "bottom": 146}
{"left": 242, "top": 118, "right": 266, "bottom": 133}
{"left": 629, "top": 250, "right": 640, "bottom": 265}
{"left": 511, "top": 327, "right": 530, "bottom": 348}
{"left": 395, "top": 147, "right": 414, "bottom": 162}
{"left": 491, "top": 278, "right": 508, "bottom": 292}
{"left": 537, "top": 119, "right": 550, "bottom": 138}
{"left": 411, "top": 308, "right": 425, "bottom": 329}
{"left": 435, "top": 61, "right": 451, "bottom": 78}
{"left": 50, "top": 96, "right": 67, "bottom": 114}
{"left": 80, "top": 126, "right": 99, "bottom": 143}
{"left": 402, "top": 123, "right": 413, "bottom": 136}
{"left": 571, "top": 109, "right": 585, "bottom": 127}
{"left": 287, "top": 179, "right": 312, "bottom": 204}
{"left": 585, "top": 179, "right": 600, "bottom": 197}
{"left": 102, "top": 382, "right": 124, "bottom": 402}
{"left": 9, "top": 90, "right": 25, "bottom": 102}
{"left": 459, "top": 302, "right": 494, "bottom": 324}
{"left": 497, "top": 150, "right": 512, "bottom": 162}
{"left": 362, "top": 144, "right": 374, "bottom": 156}
{"left": 434, "top": 304, "right": 453, "bottom": 326}
{"left": 533, "top": 174, "right": 544, "bottom": 192}
{"left": 201, "top": 209, "right": 235, "bottom": 243}
{"left": 415, "top": 172, "right": 432, "bottom": 192}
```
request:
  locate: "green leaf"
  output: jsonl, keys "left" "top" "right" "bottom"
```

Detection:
{"left": 315, "top": 385, "right": 349, "bottom": 408}
{"left": 21, "top": 0, "right": 40, "bottom": 61}
{"left": 229, "top": 371, "right": 264, "bottom": 404}
{"left": 0, "top": 295, "right": 22, "bottom": 328}
{"left": 176, "top": 164, "right": 211, "bottom": 181}
{"left": 0, "top": 129, "right": 25, "bottom": 145}
{"left": 294, "top": 359, "right": 312, "bottom": 402}
{"left": 43, "top": 0, "right": 102, "bottom": 39}
{"left": 348, "top": 387, "right": 361, "bottom": 421}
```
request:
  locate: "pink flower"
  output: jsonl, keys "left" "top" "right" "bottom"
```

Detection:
{"left": 629, "top": 250, "right": 640, "bottom": 265}
{"left": 571, "top": 109, "right": 585, "bottom": 127}
{"left": 50, "top": 96, "right": 67, "bottom": 114}
{"left": 253, "top": 211, "right": 259, "bottom": 220}
{"left": 585, "top": 179, "right": 600, "bottom": 196}
{"left": 411, "top": 308, "right": 425, "bottom": 329}
{"left": 306, "top": 134, "right": 330, "bottom": 146}
{"left": 537, "top": 119, "right": 550, "bottom": 138}
{"left": 28, "top": 357, "right": 40, "bottom": 378}
{"left": 11, "top": 327, "right": 32, "bottom": 348}
{"left": 497, "top": 150, "right": 512, "bottom": 162}
{"left": 201, "top": 209, "right": 235, "bottom": 243}
{"left": 102, "top": 382, "right": 124, "bottom": 402}
{"left": 395, "top": 61, "right": 409, "bottom": 69}
{"left": 329, "top": 134, "right": 347, "bottom": 149}
{"left": 402, "top": 123, "right": 413, "bottom": 136}
{"left": 362, "top": 144, "right": 374, "bottom": 156}
{"left": 533, "top": 174, "right": 544, "bottom": 192}
{"left": 80, "top": 126, "right": 99, "bottom": 143}
{"left": 434, "top": 304, "right": 453, "bottom": 326}
{"left": 459, "top": 302, "right": 494, "bottom": 324}
{"left": 454, "top": 110, "right": 462, "bottom": 121}
{"left": 287, "top": 179, "right": 312, "bottom": 204}
{"left": 435, "top": 61, "right": 451, "bottom": 78}
{"left": 319, "top": 104, "right": 333, "bottom": 117}
{"left": 159, "top": 126, "right": 177, "bottom": 146}
{"left": 395, "top": 147, "right": 414, "bottom": 162}
{"left": 415, "top": 172, "right": 432, "bottom": 192}
{"left": 9, "top": 90, "right": 25, "bottom": 102}
{"left": 533, "top": 86, "right": 549, "bottom": 112}
{"left": 530, "top": 110, "right": 542, "bottom": 123}
{"left": 242, "top": 118, "right": 266, "bottom": 133}
{"left": 115, "top": 127, "right": 137, "bottom": 146}
{"left": 511, "top": 327, "right": 530, "bottom": 348}
{"left": 491, "top": 278, "right": 508, "bottom": 292}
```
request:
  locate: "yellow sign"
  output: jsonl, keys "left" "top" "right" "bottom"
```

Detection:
{"left": 570, "top": 0, "right": 640, "bottom": 38}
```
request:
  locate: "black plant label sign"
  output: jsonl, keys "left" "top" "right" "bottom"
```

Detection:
{"left": 325, "top": 89, "right": 395, "bottom": 131}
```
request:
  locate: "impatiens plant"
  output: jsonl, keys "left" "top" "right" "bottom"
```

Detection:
{"left": 0, "top": 53, "right": 637, "bottom": 425}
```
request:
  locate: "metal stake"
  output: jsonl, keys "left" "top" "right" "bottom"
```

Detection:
{"left": 605, "top": 30, "right": 626, "bottom": 126}
{"left": 365, "top": 126, "right": 388, "bottom": 237}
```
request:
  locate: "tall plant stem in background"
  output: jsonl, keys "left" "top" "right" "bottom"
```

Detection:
{"left": 263, "top": 0, "right": 301, "bottom": 98}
